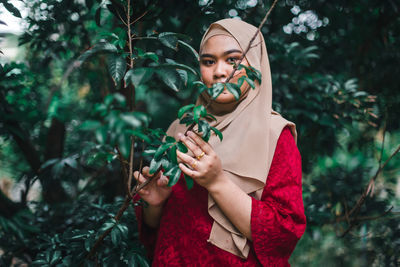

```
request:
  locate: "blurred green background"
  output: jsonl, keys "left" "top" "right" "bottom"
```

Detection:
{"left": 0, "top": 0, "right": 399, "bottom": 266}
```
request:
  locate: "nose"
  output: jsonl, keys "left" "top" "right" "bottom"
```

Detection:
{"left": 213, "top": 61, "right": 229, "bottom": 81}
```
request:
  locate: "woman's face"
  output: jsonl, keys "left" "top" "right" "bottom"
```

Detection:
{"left": 200, "top": 35, "right": 250, "bottom": 104}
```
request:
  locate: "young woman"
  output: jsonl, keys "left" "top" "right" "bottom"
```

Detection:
{"left": 133, "top": 18, "right": 306, "bottom": 266}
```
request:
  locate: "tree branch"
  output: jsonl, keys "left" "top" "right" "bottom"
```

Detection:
{"left": 340, "top": 144, "right": 400, "bottom": 237}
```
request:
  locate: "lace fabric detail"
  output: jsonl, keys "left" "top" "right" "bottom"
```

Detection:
{"left": 134, "top": 127, "right": 306, "bottom": 266}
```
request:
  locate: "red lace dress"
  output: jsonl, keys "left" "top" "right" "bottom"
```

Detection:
{"left": 133, "top": 127, "right": 306, "bottom": 266}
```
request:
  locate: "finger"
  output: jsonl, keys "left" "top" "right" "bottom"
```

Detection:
{"left": 133, "top": 171, "right": 140, "bottom": 181}
{"left": 157, "top": 175, "right": 169, "bottom": 187}
{"left": 134, "top": 170, "right": 153, "bottom": 187}
{"left": 137, "top": 173, "right": 147, "bottom": 184}
{"left": 178, "top": 132, "right": 204, "bottom": 158}
{"left": 179, "top": 163, "right": 198, "bottom": 179}
{"left": 177, "top": 150, "right": 199, "bottom": 168}
{"left": 133, "top": 171, "right": 146, "bottom": 183}
{"left": 141, "top": 166, "right": 151, "bottom": 176}
{"left": 138, "top": 188, "right": 149, "bottom": 195}
{"left": 141, "top": 166, "right": 161, "bottom": 179}
{"left": 187, "top": 131, "right": 213, "bottom": 154}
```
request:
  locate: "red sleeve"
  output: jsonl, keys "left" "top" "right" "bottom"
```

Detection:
{"left": 251, "top": 127, "right": 306, "bottom": 266}
{"left": 133, "top": 195, "right": 158, "bottom": 259}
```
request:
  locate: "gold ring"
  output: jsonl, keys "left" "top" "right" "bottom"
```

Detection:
{"left": 196, "top": 151, "right": 205, "bottom": 160}
{"left": 191, "top": 160, "right": 198, "bottom": 169}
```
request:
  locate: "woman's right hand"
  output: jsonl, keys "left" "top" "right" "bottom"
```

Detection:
{"left": 133, "top": 166, "right": 172, "bottom": 207}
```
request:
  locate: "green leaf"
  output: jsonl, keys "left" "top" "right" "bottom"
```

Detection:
{"left": 211, "top": 126, "right": 223, "bottom": 141}
{"left": 158, "top": 60, "right": 197, "bottom": 75}
{"left": 110, "top": 227, "right": 121, "bottom": 246}
{"left": 2, "top": 1, "right": 22, "bottom": 18}
{"left": 107, "top": 54, "right": 126, "bottom": 86}
{"left": 85, "top": 0, "right": 94, "bottom": 9}
{"left": 158, "top": 32, "right": 191, "bottom": 51}
{"left": 128, "top": 130, "right": 150, "bottom": 143}
{"left": 209, "top": 83, "right": 225, "bottom": 99}
{"left": 103, "top": 93, "right": 126, "bottom": 108}
{"left": 167, "top": 166, "right": 181, "bottom": 186}
{"left": 237, "top": 64, "right": 247, "bottom": 71}
{"left": 118, "top": 133, "right": 130, "bottom": 158}
{"left": 133, "top": 111, "right": 150, "bottom": 126}
{"left": 178, "top": 104, "right": 195, "bottom": 118}
{"left": 159, "top": 32, "right": 178, "bottom": 50}
{"left": 177, "top": 141, "right": 188, "bottom": 153}
{"left": 184, "top": 174, "right": 194, "bottom": 190}
{"left": 85, "top": 238, "right": 94, "bottom": 252}
{"left": 177, "top": 69, "right": 188, "bottom": 85}
{"left": 165, "top": 136, "right": 176, "bottom": 143}
{"left": 154, "top": 143, "right": 171, "bottom": 160}
{"left": 248, "top": 66, "right": 262, "bottom": 84}
{"left": 193, "top": 105, "right": 206, "bottom": 123}
{"left": 124, "top": 68, "right": 154, "bottom": 87}
{"left": 226, "top": 83, "right": 241, "bottom": 100}
{"left": 198, "top": 120, "right": 211, "bottom": 141}
{"left": 78, "top": 41, "right": 118, "bottom": 63}
{"left": 149, "top": 158, "right": 161, "bottom": 174}
{"left": 178, "top": 40, "right": 199, "bottom": 60}
{"left": 155, "top": 68, "right": 181, "bottom": 91}
{"left": 116, "top": 224, "right": 128, "bottom": 236}
{"left": 191, "top": 81, "right": 208, "bottom": 93}
{"left": 95, "top": 7, "right": 101, "bottom": 26}
{"left": 169, "top": 145, "right": 178, "bottom": 164}
{"left": 205, "top": 113, "right": 217, "bottom": 121}
{"left": 142, "top": 52, "right": 159, "bottom": 63}
{"left": 133, "top": 254, "right": 150, "bottom": 267}
{"left": 50, "top": 251, "right": 61, "bottom": 265}
{"left": 95, "top": 126, "right": 107, "bottom": 144}
{"left": 143, "top": 148, "right": 156, "bottom": 156}
{"left": 161, "top": 157, "right": 172, "bottom": 172}
{"left": 120, "top": 113, "right": 142, "bottom": 128}
{"left": 79, "top": 120, "right": 102, "bottom": 131}
{"left": 180, "top": 115, "right": 194, "bottom": 126}
{"left": 238, "top": 76, "right": 255, "bottom": 89}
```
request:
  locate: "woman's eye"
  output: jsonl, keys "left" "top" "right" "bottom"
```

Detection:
{"left": 201, "top": 60, "right": 214, "bottom": 66}
{"left": 227, "top": 57, "right": 239, "bottom": 64}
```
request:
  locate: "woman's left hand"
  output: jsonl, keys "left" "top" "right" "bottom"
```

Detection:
{"left": 176, "top": 131, "right": 227, "bottom": 191}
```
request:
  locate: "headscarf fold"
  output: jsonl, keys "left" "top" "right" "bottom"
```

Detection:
{"left": 166, "top": 18, "right": 297, "bottom": 258}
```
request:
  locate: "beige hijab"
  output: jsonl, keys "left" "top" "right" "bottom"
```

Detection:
{"left": 166, "top": 18, "right": 297, "bottom": 258}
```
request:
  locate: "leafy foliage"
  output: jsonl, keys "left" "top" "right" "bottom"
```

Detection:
{"left": 0, "top": 0, "right": 399, "bottom": 266}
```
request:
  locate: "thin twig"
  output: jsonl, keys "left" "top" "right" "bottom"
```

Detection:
{"left": 127, "top": 0, "right": 134, "bottom": 69}
{"left": 78, "top": 165, "right": 108, "bottom": 195}
{"left": 133, "top": 140, "right": 145, "bottom": 192}
{"left": 108, "top": 151, "right": 130, "bottom": 165}
{"left": 45, "top": 60, "right": 80, "bottom": 111}
{"left": 348, "top": 144, "right": 400, "bottom": 218}
{"left": 127, "top": 137, "right": 135, "bottom": 197}
{"left": 225, "top": 0, "right": 278, "bottom": 83}
{"left": 130, "top": 10, "right": 148, "bottom": 25}
{"left": 343, "top": 198, "right": 350, "bottom": 225}
{"left": 339, "top": 207, "right": 394, "bottom": 237}
{"left": 116, "top": 8, "right": 128, "bottom": 26}
{"left": 116, "top": 147, "right": 130, "bottom": 193}
{"left": 379, "top": 117, "right": 387, "bottom": 169}
{"left": 336, "top": 206, "right": 395, "bottom": 224}
{"left": 85, "top": 195, "right": 132, "bottom": 262}
{"left": 340, "top": 144, "right": 400, "bottom": 237}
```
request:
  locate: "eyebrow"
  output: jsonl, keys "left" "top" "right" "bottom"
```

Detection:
{"left": 200, "top": 49, "right": 243, "bottom": 58}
